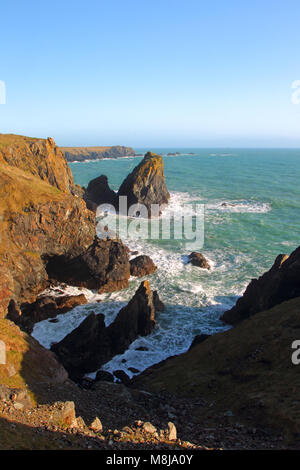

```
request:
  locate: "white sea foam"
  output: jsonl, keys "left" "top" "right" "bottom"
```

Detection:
{"left": 206, "top": 200, "right": 271, "bottom": 213}
{"left": 32, "top": 190, "right": 268, "bottom": 379}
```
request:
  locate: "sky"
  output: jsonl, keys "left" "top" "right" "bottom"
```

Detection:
{"left": 0, "top": 0, "right": 300, "bottom": 147}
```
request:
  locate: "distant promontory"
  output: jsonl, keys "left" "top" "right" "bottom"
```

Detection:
{"left": 61, "top": 145, "right": 136, "bottom": 162}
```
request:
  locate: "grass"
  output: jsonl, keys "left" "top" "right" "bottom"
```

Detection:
{"left": 133, "top": 297, "right": 300, "bottom": 440}
{"left": 0, "top": 134, "right": 41, "bottom": 151}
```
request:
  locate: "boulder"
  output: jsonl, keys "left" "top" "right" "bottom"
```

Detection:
{"left": 51, "top": 281, "right": 161, "bottom": 379}
{"left": 89, "top": 417, "right": 103, "bottom": 433}
{"left": 113, "top": 370, "right": 131, "bottom": 386}
{"left": 117, "top": 151, "right": 170, "bottom": 216}
{"left": 95, "top": 370, "right": 114, "bottom": 383}
{"left": 188, "top": 252, "right": 210, "bottom": 270}
{"left": 130, "top": 255, "right": 157, "bottom": 277}
{"left": 221, "top": 251, "right": 300, "bottom": 325}
{"left": 142, "top": 422, "right": 157, "bottom": 434}
{"left": 83, "top": 175, "right": 117, "bottom": 211}
{"left": 45, "top": 238, "right": 130, "bottom": 293}
{"left": 0, "top": 384, "right": 32, "bottom": 410}
{"left": 49, "top": 401, "right": 77, "bottom": 427}
{"left": 167, "top": 421, "right": 177, "bottom": 440}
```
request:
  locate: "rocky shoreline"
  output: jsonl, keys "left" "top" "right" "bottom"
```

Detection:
{"left": 0, "top": 133, "right": 300, "bottom": 449}
{"left": 62, "top": 145, "right": 136, "bottom": 162}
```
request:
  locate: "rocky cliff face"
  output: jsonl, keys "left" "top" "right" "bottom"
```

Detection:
{"left": 0, "top": 134, "right": 74, "bottom": 193}
{"left": 117, "top": 152, "right": 170, "bottom": 215}
{"left": 221, "top": 248, "right": 300, "bottom": 325}
{"left": 62, "top": 146, "right": 135, "bottom": 162}
{"left": 0, "top": 134, "right": 130, "bottom": 319}
{"left": 45, "top": 238, "right": 130, "bottom": 293}
{"left": 0, "top": 161, "right": 95, "bottom": 318}
{"left": 51, "top": 281, "right": 161, "bottom": 380}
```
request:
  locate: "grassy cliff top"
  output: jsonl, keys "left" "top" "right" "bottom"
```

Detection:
{"left": 61, "top": 146, "right": 111, "bottom": 154}
{"left": 0, "top": 134, "right": 41, "bottom": 151}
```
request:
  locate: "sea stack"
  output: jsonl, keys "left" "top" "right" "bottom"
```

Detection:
{"left": 51, "top": 281, "right": 162, "bottom": 380}
{"left": 117, "top": 151, "right": 170, "bottom": 216}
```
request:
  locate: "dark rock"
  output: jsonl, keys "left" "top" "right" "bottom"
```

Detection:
{"left": 19, "top": 293, "right": 88, "bottom": 333}
{"left": 113, "top": 370, "right": 131, "bottom": 385}
{"left": 188, "top": 334, "right": 211, "bottom": 351}
{"left": 45, "top": 238, "right": 130, "bottom": 293}
{"left": 128, "top": 367, "right": 140, "bottom": 374}
{"left": 135, "top": 346, "right": 149, "bottom": 351}
{"left": 51, "top": 281, "right": 159, "bottom": 379}
{"left": 83, "top": 175, "right": 117, "bottom": 211}
{"left": 188, "top": 252, "right": 210, "bottom": 270}
{"left": 95, "top": 370, "right": 114, "bottom": 383}
{"left": 80, "top": 377, "right": 94, "bottom": 389}
{"left": 153, "top": 291, "right": 165, "bottom": 312}
{"left": 130, "top": 255, "right": 157, "bottom": 277}
{"left": 220, "top": 251, "right": 300, "bottom": 325}
{"left": 117, "top": 151, "right": 170, "bottom": 216}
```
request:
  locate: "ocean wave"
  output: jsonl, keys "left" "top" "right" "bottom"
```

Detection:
{"left": 206, "top": 200, "right": 271, "bottom": 213}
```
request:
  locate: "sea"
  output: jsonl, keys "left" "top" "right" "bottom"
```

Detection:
{"left": 32, "top": 148, "right": 300, "bottom": 378}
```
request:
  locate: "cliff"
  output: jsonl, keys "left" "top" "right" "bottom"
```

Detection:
{"left": 0, "top": 134, "right": 74, "bottom": 193}
{"left": 221, "top": 248, "right": 300, "bottom": 325}
{"left": 0, "top": 134, "right": 130, "bottom": 319}
{"left": 0, "top": 161, "right": 95, "bottom": 318}
{"left": 62, "top": 145, "right": 135, "bottom": 162}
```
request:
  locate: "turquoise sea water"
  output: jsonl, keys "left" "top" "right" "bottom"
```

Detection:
{"left": 33, "top": 149, "right": 300, "bottom": 377}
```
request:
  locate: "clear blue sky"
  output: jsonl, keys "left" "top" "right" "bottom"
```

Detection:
{"left": 1, "top": 0, "right": 300, "bottom": 147}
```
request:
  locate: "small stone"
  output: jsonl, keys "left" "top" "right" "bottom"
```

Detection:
{"left": 90, "top": 417, "right": 103, "bottom": 433}
{"left": 76, "top": 416, "right": 86, "bottom": 428}
{"left": 13, "top": 402, "right": 24, "bottom": 410}
{"left": 168, "top": 422, "right": 177, "bottom": 441}
{"left": 142, "top": 422, "right": 157, "bottom": 434}
{"left": 6, "top": 364, "right": 16, "bottom": 377}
